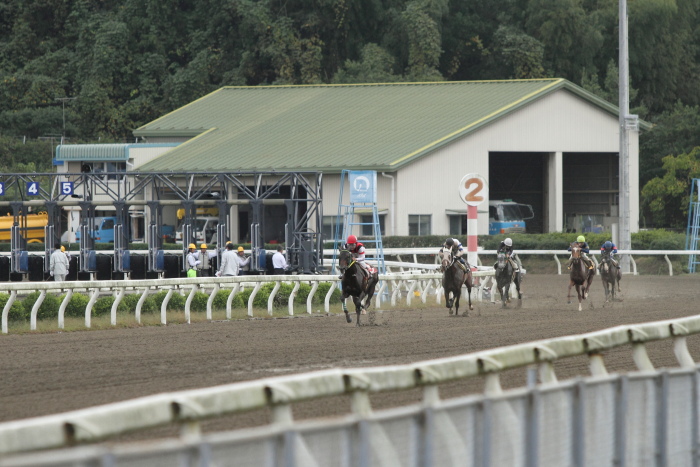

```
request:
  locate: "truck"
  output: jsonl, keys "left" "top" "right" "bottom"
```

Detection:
{"left": 174, "top": 207, "right": 219, "bottom": 245}
{"left": 0, "top": 212, "right": 48, "bottom": 243}
{"left": 76, "top": 217, "right": 175, "bottom": 243}
{"left": 488, "top": 200, "right": 534, "bottom": 235}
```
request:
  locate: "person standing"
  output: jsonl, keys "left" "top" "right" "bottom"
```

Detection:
{"left": 272, "top": 245, "right": 288, "bottom": 274}
{"left": 217, "top": 242, "right": 239, "bottom": 277}
{"left": 196, "top": 243, "right": 216, "bottom": 277}
{"left": 50, "top": 243, "right": 69, "bottom": 282}
{"left": 186, "top": 243, "right": 200, "bottom": 278}
{"left": 236, "top": 246, "right": 250, "bottom": 275}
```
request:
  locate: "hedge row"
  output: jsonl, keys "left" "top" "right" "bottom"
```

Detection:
{"left": 374, "top": 230, "right": 687, "bottom": 251}
{"left": 0, "top": 282, "right": 341, "bottom": 322}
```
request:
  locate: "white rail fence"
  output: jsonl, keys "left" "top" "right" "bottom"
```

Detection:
{"left": 1, "top": 315, "right": 700, "bottom": 466}
{"left": 1, "top": 270, "right": 495, "bottom": 334}
{"left": 365, "top": 248, "right": 700, "bottom": 277}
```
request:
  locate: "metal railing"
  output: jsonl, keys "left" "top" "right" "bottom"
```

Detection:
{"left": 1, "top": 270, "right": 495, "bottom": 334}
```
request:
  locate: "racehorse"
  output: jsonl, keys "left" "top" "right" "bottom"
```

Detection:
{"left": 495, "top": 252, "right": 522, "bottom": 308}
{"left": 338, "top": 249, "right": 379, "bottom": 326}
{"left": 440, "top": 250, "right": 473, "bottom": 316}
{"left": 599, "top": 251, "right": 622, "bottom": 303}
{"left": 567, "top": 242, "right": 595, "bottom": 311}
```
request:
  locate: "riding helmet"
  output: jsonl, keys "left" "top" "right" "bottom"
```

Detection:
{"left": 504, "top": 238, "right": 513, "bottom": 246}
{"left": 576, "top": 235, "right": 585, "bottom": 243}
{"left": 346, "top": 234, "right": 357, "bottom": 244}
{"left": 445, "top": 238, "right": 454, "bottom": 247}
{"left": 603, "top": 241, "right": 612, "bottom": 249}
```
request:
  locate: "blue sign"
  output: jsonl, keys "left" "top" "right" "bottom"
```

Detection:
{"left": 60, "top": 181, "right": 74, "bottom": 196}
{"left": 349, "top": 171, "right": 376, "bottom": 203}
{"left": 26, "top": 181, "right": 39, "bottom": 196}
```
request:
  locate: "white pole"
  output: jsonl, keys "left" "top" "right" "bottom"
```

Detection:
{"left": 618, "top": 0, "right": 631, "bottom": 273}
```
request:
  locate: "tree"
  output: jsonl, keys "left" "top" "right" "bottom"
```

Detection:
{"left": 641, "top": 147, "right": 700, "bottom": 229}
{"left": 491, "top": 26, "right": 545, "bottom": 79}
{"left": 640, "top": 102, "right": 700, "bottom": 184}
{"left": 333, "top": 43, "right": 401, "bottom": 83}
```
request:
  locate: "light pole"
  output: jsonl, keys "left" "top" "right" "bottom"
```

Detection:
{"left": 54, "top": 97, "right": 77, "bottom": 139}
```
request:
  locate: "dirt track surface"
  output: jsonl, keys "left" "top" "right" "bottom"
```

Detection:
{"left": 1, "top": 273, "right": 699, "bottom": 435}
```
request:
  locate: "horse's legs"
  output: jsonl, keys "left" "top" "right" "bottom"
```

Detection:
{"left": 515, "top": 276, "right": 523, "bottom": 308}
{"left": 341, "top": 295, "right": 352, "bottom": 323}
{"left": 354, "top": 296, "right": 362, "bottom": 326}
{"left": 576, "top": 284, "right": 583, "bottom": 311}
{"left": 567, "top": 281, "right": 574, "bottom": 304}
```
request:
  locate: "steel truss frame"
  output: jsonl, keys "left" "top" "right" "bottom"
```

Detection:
{"left": 0, "top": 171, "right": 323, "bottom": 275}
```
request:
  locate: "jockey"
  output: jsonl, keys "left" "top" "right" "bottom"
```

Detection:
{"left": 495, "top": 237, "right": 522, "bottom": 271}
{"left": 567, "top": 235, "right": 595, "bottom": 270}
{"left": 344, "top": 234, "right": 371, "bottom": 276}
{"left": 600, "top": 240, "right": 620, "bottom": 268}
{"left": 441, "top": 238, "right": 468, "bottom": 270}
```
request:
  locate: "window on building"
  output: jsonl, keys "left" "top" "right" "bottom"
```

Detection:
{"left": 448, "top": 215, "right": 467, "bottom": 236}
{"left": 360, "top": 214, "right": 385, "bottom": 237}
{"left": 408, "top": 215, "right": 431, "bottom": 236}
{"left": 322, "top": 216, "right": 339, "bottom": 242}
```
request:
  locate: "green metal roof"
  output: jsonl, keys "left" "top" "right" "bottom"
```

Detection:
{"left": 55, "top": 144, "right": 132, "bottom": 161}
{"left": 134, "top": 79, "right": 647, "bottom": 172}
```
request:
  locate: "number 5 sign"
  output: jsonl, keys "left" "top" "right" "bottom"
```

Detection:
{"left": 458, "top": 173, "right": 488, "bottom": 206}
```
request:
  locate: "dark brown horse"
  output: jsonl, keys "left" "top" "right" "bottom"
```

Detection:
{"left": 338, "top": 250, "right": 379, "bottom": 326}
{"left": 440, "top": 249, "right": 473, "bottom": 316}
{"left": 567, "top": 243, "right": 595, "bottom": 311}
{"left": 599, "top": 251, "right": 622, "bottom": 304}
{"left": 495, "top": 252, "right": 522, "bottom": 308}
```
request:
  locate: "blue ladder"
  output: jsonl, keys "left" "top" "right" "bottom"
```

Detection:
{"left": 331, "top": 170, "right": 386, "bottom": 275}
{"left": 686, "top": 178, "right": 700, "bottom": 273}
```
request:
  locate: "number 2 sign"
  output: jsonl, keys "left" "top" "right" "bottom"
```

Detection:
{"left": 458, "top": 173, "right": 488, "bottom": 206}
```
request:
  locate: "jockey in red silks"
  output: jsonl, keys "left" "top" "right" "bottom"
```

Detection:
{"left": 344, "top": 234, "right": 371, "bottom": 276}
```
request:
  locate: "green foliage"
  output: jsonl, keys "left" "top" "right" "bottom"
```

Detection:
{"left": 0, "top": 293, "right": 27, "bottom": 321}
{"left": 92, "top": 296, "right": 115, "bottom": 317}
{"left": 60, "top": 292, "right": 90, "bottom": 318}
{"left": 189, "top": 291, "right": 210, "bottom": 312}
{"left": 21, "top": 291, "right": 60, "bottom": 321}
{"left": 0, "top": 0, "right": 698, "bottom": 174}
{"left": 121, "top": 293, "right": 157, "bottom": 314}
{"left": 641, "top": 147, "right": 700, "bottom": 228}
{"left": 640, "top": 103, "right": 700, "bottom": 184}
{"left": 152, "top": 290, "right": 186, "bottom": 311}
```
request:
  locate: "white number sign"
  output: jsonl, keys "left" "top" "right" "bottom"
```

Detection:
{"left": 26, "top": 182, "right": 39, "bottom": 196}
{"left": 458, "top": 173, "right": 488, "bottom": 206}
{"left": 0, "top": 182, "right": 4, "bottom": 195}
{"left": 60, "top": 181, "right": 74, "bottom": 196}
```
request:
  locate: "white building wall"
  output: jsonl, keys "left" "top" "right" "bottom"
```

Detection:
{"left": 394, "top": 90, "right": 637, "bottom": 235}
{"left": 129, "top": 145, "right": 179, "bottom": 169}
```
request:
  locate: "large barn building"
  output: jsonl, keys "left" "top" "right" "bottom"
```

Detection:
{"left": 57, "top": 79, "right": 647, "bottom": 245}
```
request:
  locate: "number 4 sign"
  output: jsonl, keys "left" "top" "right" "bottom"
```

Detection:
{"left": 458, "top": 173, "right": 488, "bottom": 206}
{"left": 26, "top": 181, "right": 39, "bottom": 196}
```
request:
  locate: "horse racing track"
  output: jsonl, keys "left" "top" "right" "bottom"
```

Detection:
{"left": 1, "top": 273, "right": 699, "bottom": 440}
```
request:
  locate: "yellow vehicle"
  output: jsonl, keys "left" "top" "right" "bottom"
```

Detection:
{"left": 0, "top": 212, "right": 48, "bottom": 243}
{"left": 176, "top": 207, "right": 219, "bottom": 220}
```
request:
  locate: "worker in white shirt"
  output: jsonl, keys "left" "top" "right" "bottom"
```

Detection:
{"left": 272, "top": 245, "right": 288, "bottom": 274}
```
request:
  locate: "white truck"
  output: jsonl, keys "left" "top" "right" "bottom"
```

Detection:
{"left": 174, "top": 207, "right": 219, "bottom": 245}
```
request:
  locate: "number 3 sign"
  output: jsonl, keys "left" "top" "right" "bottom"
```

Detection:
{"left": 458, "top": 173, "right": 488, "bottom": 206}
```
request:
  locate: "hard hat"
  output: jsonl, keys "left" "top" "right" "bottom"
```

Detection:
{"left": 60, "top": 246, "right": 66, "bottom": 252}
{"left": 200, "top": 244, "right": 207, "bottom": 249}
{"left": 577, "top": 235, "right": 585, "bottom": 243}
{"left": 226, "top": 241, "right": 232, "bottom": 245}
{"left": 237, "top": 246, "right": 244, "bottom": 252}
{"left": 188, "top": 243, "right": 196, "bottom": 249}
{"left": 504, "top": 238, "right": 512, "bottom": 246}
{"left": 346, "top": 234, "right": 357, "bottom": 244}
